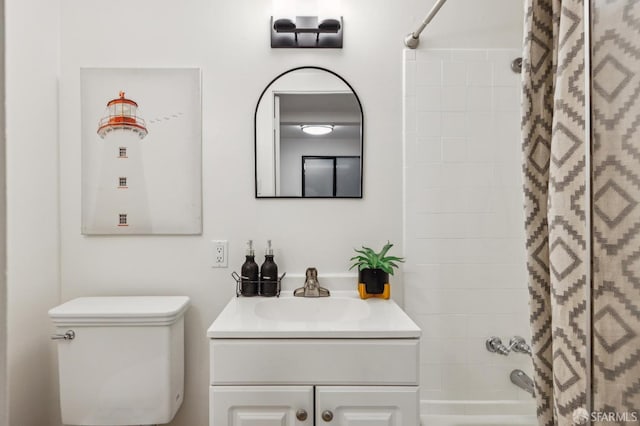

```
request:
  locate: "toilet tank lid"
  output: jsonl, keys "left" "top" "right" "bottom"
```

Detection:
{"left": 48, "top": 296, "right": 190, "bottom": 326}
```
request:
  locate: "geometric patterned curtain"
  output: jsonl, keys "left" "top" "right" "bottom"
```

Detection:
{"left": 590, "top": 0, "right": 640, "bottom": 421}
{"left": 522, "top": 0, "right": 589, "bottom": 425}
{"left": 524, "top": 0, "right": 640, "bottom": 424}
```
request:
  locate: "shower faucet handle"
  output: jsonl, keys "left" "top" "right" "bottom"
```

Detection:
{"left": 486, "top": 336, "right": 510, "bottom": 355}
{"left": 509, "top": 336, "right": 532, "bottom": 356}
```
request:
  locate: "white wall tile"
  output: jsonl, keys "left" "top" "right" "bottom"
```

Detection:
{"left": 420, "top": 364, "right": 443, "bottom": 390}
{"left": 467, "top": 62, "right": 493, "bottom": 86}
{"left": 439, "top": 187, "right": 495, "bottom": 213}
{"left": 405, "top": 287, "right": 473, "bottom": 314}
{"left": 494, "top": 86, "right": 520, "bottom": 111}
{"left": 441, "top": 364, "right": 506, "bottom": 391}
{"left": 442, "top": 137, "right": 468, "bottom": 162}
{"left": 411, "top": 314, "right": 469, "bottom": 339}
{"left": 404, "top": 96, "right": 417, "bottom": 133}
{"left": 467, "top": 86, "right": 493, "bottom": 111}
{"left": 440, "top": 163, "right": 496, "bottom": 187}
{"left": 441, "top": 86, "right": 467, "bottom": 111}
{"left": 404, "top": 59, "right": 416, "bottom": 95}
{"left": 442, "top": 61, "right": 468, "bottom": 86}
{"left": 441, "top": 112, "right": 466, "bottom": 137}
{"left": 415, "top": 137, "right": 444, "bottom": 163}
{"left": 465, "top": 112, "right": 495, "bottom": 138}
{"left": 412, "top": 212, "right": 522, "bottom": 239}
{"left": 416, "top": 111, "right": 442, "bottom": 137}
{"left": 416, "top": 61, "right": 443, "bottom": 86}
{"left": 451, "top": 50, "right": 489, "bottom": 63}
{"left": 405, "top": 189, "right": 443, "bottom": 213}
{"left": 439, "top": 263, "right": 528, "bottom": 289}
{"left": 495, "top": 162, "right": 525, "bottom": 187}
{"left": 416, "top": 86, "right": 442, "bottom": 111}
{"left": 404, "top": 49, "right": 530, "bottom": 400}
{"left": 489, "top": 49, "right": 522, "bottom": 87}
{"left": 465, "top": 289, "right": 530, "bottom": 314}
{"left": 496, "top": 110, "right": 522, "bottom": 140}
{"left": 421, "top": 338, "right": 469, "bottom": 364}
{"left": 467, "top": 314, "right": 532, "bottom": 340}
{"left": 416, "top": 49, "right": 452, "bottom": 62}
{"left": 466, "top": 136, "right": 497, "bottom": 162}
{"left": 403, "top": 264, "right": 442, "bottom": 285}
{"left": 406, "top": 164, "right": 443, "bottom": 190}
{"left": 404, "top": 49, "right": 416, "bottom": 61}
{"left": 408, "top": 239, "right": 525, "bottom": 265}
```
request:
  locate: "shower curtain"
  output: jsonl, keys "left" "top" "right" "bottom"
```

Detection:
{"left": 522, "top": 0, "right": 588, "bottom": 424}
{"left": 522, "top": 0, "right": 640, "bottom": 425}
{"left": 590, "top": 0, "right": 640, "bottom": 422}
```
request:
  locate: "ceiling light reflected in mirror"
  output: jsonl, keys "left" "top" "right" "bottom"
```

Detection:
{"left": 301, "top": 125, "right": 334, "bottom": 136}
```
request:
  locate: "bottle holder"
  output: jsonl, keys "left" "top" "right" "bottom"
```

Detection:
{"left": 231, "top": 271, "right": 286, "bottom": 297}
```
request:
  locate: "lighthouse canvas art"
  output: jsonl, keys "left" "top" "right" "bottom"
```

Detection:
{"left": 81, "top": 68, "right": 202, "bottom": 235}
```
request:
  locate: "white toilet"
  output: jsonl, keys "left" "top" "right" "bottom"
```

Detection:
{"left": 49, "top": 296, "right": 190, "bottom": 426}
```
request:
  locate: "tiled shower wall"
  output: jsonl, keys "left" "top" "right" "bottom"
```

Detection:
{"left": 403, "top": 49, "right": 533, "bottom": 401}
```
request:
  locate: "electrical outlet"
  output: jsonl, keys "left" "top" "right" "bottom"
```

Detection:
{"left": 212, "top": 240, "right": 228, "bottom": 268}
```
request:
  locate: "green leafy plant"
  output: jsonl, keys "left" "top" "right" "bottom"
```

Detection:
{"left": 349, "top": 241, "right": 405, "bottom": 275}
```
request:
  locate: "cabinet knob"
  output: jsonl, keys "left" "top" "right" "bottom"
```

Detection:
{"left": 296, "top": 409, "right": 308, "bottom": 421}
{"left": 321, "top": 410, "right": 334, "bottom": 422}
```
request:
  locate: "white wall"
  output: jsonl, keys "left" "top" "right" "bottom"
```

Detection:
{"left": 57, "top": 1, "right": 409, "bottom": 425}
{"left": 403, "top": 48, "right": 532, "bottom": 401}
{"left": 5, "top": 0, "right": 61, "bottom": 424}
{"left": 3, "top": 0, "right": 524, "bottom": 424}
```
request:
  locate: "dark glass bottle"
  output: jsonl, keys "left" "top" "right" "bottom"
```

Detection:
{"left": 260, "top": 240, "right": 279, "bottom": 297}
{"left": 240, "top": 240, "right": 259, "bottom": 296}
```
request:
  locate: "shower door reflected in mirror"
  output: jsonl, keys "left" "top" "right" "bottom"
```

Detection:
{"left": 254, "top": 67, "right": 363, "bottom": 198}
{"left": 302, "top": 156, "right": 361, "bottom": 197}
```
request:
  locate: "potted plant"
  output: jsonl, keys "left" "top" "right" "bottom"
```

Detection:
{"left": 349, "top": 241, "right": 404, "bottom": 299}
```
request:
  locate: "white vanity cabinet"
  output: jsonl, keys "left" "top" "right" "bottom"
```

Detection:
{"left": 210, "top": 385, "right": 418, "bottom": 426}
{"left": 207, "top": 292, "right": 422, "bottom": 426}
{"left": 210, "top": 386, "right": 313, "bottom": 426}
{"left": 315, "top": 386, "right": 418, "bottom": 425}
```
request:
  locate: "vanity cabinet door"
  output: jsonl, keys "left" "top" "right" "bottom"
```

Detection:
{"left": 210, "top": 385, "right": 313, "bottom": 426}
{"left": 315, "top": 386, "right": 419, "bottom": 426}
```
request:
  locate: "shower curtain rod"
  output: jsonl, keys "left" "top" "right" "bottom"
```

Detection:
{"left": 404, "top": 0, "right": 448, "bottom": 48}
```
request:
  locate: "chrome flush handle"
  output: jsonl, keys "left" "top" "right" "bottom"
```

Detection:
{"left": 51, "top": 330, "right": 75, "bottom": 341}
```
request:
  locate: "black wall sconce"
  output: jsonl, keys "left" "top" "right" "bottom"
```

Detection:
{"left": 271, "top": 16, "right": 343, "bottom": 48}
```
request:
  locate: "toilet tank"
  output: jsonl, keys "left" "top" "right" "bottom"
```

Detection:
{"left": 49, "top": 296, "right": 190, "bottom": 426}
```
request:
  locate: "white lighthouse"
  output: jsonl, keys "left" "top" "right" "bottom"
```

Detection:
{"left": 90, "top": 91, "right": 152, "bottom": 233}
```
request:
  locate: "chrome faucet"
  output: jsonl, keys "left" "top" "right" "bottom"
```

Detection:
{"left": 294, "top": 267, "right": 330, "bottom": 297}
{"left": 486, "top": 336, "right": 533, "bottom": 356}
{"left": 509, "top": 336, "right": 533, "bottom": 356}
{"left": 486, "top": 336, "right": 510, "bottom": 355}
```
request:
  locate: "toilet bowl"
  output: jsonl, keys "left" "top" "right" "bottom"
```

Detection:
{"left": 49, "top": 296, "right": 190, "bottom": 426}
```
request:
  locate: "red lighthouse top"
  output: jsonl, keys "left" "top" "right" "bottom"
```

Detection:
{"left": 97, "top": 91, "right": 148, "bottom": 139}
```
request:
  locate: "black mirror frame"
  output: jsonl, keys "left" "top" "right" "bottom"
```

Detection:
{"left": 254, "top": 66, "right": 364, "bottom": 199}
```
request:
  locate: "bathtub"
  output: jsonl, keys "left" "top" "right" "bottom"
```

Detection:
{"left": 420, "top": 400, "right": 537, "bottom": 426}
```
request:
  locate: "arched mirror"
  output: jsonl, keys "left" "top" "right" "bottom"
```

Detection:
{"left": 254, "top": 67, "right": 363, "bottom": 198}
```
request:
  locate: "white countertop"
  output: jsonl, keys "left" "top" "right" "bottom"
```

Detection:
{"left": 207, "top": 291, "right": 421, "bottom": 339}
